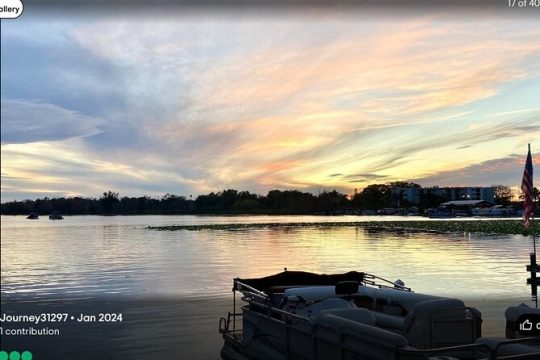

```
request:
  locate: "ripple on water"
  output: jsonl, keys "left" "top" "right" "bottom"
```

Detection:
{"left": 0, "top": 215, "right": 533, "bottom": 301}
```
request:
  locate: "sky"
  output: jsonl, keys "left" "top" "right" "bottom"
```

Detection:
{"left": 1, "top": 6, "right": 540, "bottom": 202}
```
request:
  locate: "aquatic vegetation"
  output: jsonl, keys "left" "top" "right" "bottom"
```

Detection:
{"left": 148, "top": 220, "right": 539, "bottom": 236}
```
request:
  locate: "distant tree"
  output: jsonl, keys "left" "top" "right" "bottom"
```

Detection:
{"left": 518, "top": 187, "right": 539, "bottom": 201}
{"left": 35, "top": 197, "right": 53, "bottom": 214}
{"left": 232, "top": 199, "right": 261, "bottom": 212}
{"left": 264, "top": 190, "right": 284, "bottom": 212}
{"left": 161, "top": 194, "right": 188, "bottom": 214}
{"left": 317, "top": 190, "right": 348, "bottom": 214}
{"left": 260, "top": 189, "right": 318, "bottom": 214}
{"left": 389, "top": 181, "right": 421, "bottom": 188}
{"left": 220, "top": 189, "right": 240, "bottom": 211}
{"left": 100, "top": 191, "right": 120, "bottom": 213}
{"left": 493, "top": 185, "right": 513, "bottom": 205}
{"left": 357, "top": 184, "right": 392, "bottom": 210}
{"left": 120, "top": 197, "right": 138, "bottom": 214}
{"left": 136, "top": 196, "right": 150, "bottom": 213}
{"left": 194, "top": 192, "right": 221, "bottom": 213}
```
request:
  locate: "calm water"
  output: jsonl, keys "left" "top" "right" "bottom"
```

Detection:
{"left": 0, "top": 215, "right": 536, "bottom": 359}
{"left": 0, "top": 215, "right": 533, "bottom": 300}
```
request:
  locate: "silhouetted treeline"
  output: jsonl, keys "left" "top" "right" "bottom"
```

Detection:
{"left": 1, "top": 183, "right": 536, "bottom": 216}
{"left": 0, "top": 189, "right": 352, "bottom": 216}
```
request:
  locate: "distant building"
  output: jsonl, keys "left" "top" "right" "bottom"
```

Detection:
{"left": 391, "top": 186, "right": 495, "bottom": 205}
{"left": 391, "top": 187, "right": 421, "bottom": 206}
{"left": 430, "top": 186, "right": 495, "bottom": 203}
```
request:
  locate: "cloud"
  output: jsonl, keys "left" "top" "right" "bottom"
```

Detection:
{"left": 0, "top": 139, "right": 205, "bottom": 202}
{"left": 412, "top": 153, "right": 540, "bottom": 188}
{"left": 1, "top": 23, "right": 129, "bottom": 118}
{"left": 1, "top": 100, "right": 105, "bottom": 144}
{"left": 0, "top": 0, "right": 23, "bottom": 19}
{"left": 2, "top": 12, "right": 540, "bottom": 200}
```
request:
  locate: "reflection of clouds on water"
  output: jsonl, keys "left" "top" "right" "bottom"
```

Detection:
{"left": 0, "top": 215, "right": 532, "bottom": 301}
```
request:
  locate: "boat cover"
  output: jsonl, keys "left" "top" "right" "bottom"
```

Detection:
{"left": 235, "top": 271, "right": 365, "bottom": 293}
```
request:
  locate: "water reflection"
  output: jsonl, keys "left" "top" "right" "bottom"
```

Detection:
{"left": 2, "top": 215, "right": 532, "bottom": 356}
{"left": 0, "top": 215, "right": 532, "bottom": 301}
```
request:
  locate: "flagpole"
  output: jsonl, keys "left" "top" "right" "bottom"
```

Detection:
{"left": 531, "top": 142, "right": 536, "bottom": 258}
{"left": 533, "top": 214, "right": 536, "bottom": 257}
{"left": 532, "top": 143, "right": 537, "bottom": 309}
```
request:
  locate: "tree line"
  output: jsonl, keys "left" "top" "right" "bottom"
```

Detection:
{"left": 1, "top": 183, "right": 537, "bottom": 216}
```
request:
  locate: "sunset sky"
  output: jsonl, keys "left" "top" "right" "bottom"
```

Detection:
{"left": 1, "top": 6, "right": 540, "bottom": 202}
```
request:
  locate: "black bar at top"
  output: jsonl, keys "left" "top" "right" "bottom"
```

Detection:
{"left": 19, "top": 0, "right": 536, "bottom": 10}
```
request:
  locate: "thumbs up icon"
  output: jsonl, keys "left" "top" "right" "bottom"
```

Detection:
{"left": 520, "top": 319, "right": 533, "bottom": 331}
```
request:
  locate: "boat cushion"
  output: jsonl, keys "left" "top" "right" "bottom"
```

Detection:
{"left": 505, "top": 303, "right": 540, "bottom": 339}
{"left": 317, "top": 308, "right": 376, "bottom": 326}
{"left": 313, "top": 312, "right": 409, "bottom": 348}
{"left": 371, "top": 312, "right": 406, "bottom": 331}
{"left": 404, "top": 298, "right": 480, "bottom": 349}
{"left": 296, "top": 298, "right": 356, "bottom": 319}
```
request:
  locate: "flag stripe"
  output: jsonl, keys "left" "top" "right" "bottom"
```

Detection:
{"left": 522, "top": 147, "right": 534, "bottom": 228}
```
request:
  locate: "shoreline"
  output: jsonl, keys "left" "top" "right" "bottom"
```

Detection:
{"left": 148, "top": 219, "right": 538, "bottom": 235}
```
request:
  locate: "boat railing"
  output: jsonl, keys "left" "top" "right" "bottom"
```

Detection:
{"left": 234, "top": 280, "right": 270, "bottom": 301}
{"left": 396, "top": 343, "right": 492, "bottom": 360}
{"left": 492, "top": 337, "right": 540, "bottom": 360}
{"left": 219, "top": 291, "right": 312, "bottom": 335}
{"left": 219, "top": 311, "right": 242, "bottom": 335}
{"left": 397, "top": 337, "right": 540, "bottom": 360}
{"left": 220, "top": 296, "right": 540, "bottom": 360}
{"left": 363, "top": 273, "right": 412, "bottom": 291}
{"left": 223, "top": 301, "right": 500, "bottom": 360}
{"left": 496, "top": 354, "right": 540, "bottom": 360}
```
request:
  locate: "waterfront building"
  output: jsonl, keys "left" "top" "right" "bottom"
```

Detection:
{"left": 392, "top": 186, "right": 495, "bottom": 205}
{"left": 391, "top": 187, "right": 421, "bottom": 206}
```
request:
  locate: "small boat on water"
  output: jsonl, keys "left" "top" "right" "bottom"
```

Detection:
{"left": 26, "top": 212, "right": 39, "bottom": 219}
{"left": 219, "top": 270, "right": 540, "bottom": 360}
{"left": 49, "top": 212, "right": 64, "bottom": 220}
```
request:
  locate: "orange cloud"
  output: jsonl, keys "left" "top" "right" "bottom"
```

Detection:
{"left": 3, "top": 13, "right": 540, "bottom": 200}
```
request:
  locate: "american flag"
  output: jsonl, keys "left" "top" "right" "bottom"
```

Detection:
{"left": 521, "top": 144, "right": 534, "bottom": 228}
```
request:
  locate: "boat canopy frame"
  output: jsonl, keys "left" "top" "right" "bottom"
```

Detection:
{"left": 234, "top": 270, "right": 411, "bottom": 295}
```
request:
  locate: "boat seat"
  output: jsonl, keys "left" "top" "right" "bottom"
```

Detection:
{"left": 505, "top": 303, "right": 540, "bottom": 339}
{"left": 296, "top": 297, "right": 356, "bottom": 320}
{"left": 371, "top": 311, "right": 406, "bottom": 332}
{"left": 404, "top": 298, "right": 482, "bottom": 349}
{"left": 317, "top": 307, "right": 376, "bottom": 326}
{"left": 313, "top": 312, "right": 409, "bottom": 360}
{"left": 284, "top": 285, "right": 442, "bottom": 314}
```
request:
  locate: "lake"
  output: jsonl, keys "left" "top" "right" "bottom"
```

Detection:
{"left": 0, "top": 215, "right": 535, "bottom": 359}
